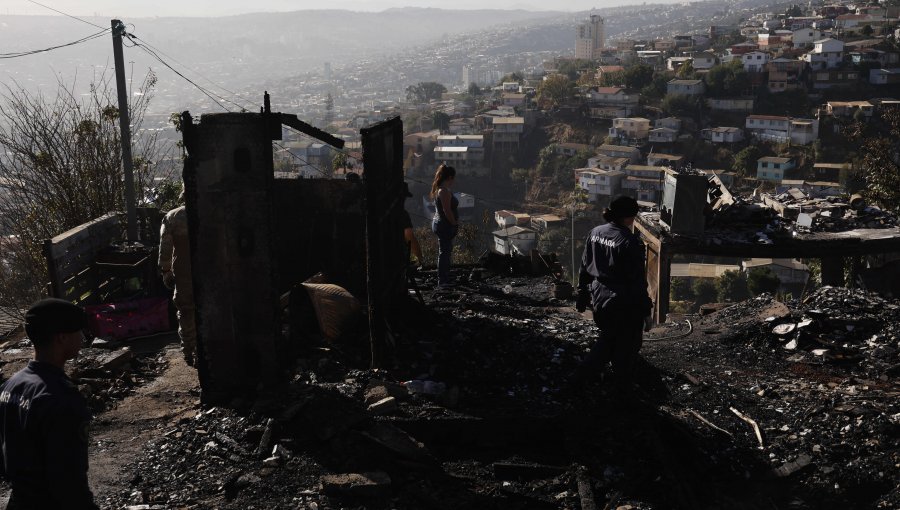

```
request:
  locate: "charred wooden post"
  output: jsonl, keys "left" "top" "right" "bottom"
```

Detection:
{"left": 181, "top": 110, "right": 281, "bottom": 402}
{"left": 821, "top": 257, "right": 845, "bottom": 287}
{"left": 360, "top": 117, "right": 406, "bottom": 368}
{"left": 635, "top": 216, "right": 671, "bottom": 324}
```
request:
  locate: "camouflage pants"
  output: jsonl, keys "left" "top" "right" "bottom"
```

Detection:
{"left": 174, "top": 289, "right": 196, "bottom": 358}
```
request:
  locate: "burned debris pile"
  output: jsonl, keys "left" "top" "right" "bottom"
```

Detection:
{"left": 0, "top": 334, "right": 169, "bottom": 414}
{"left": 761, "top": 190, "right": 899, "bottom": 233}
{"left": 73, "top": 346, "right": 169, "bottom": 413}
{"left": 97, "top": 273, "right": 897, "bottom": 510}
{"left": 661, "top": 173, "right": 900, "bottom": 247}
{"left": 718, "top": 287, "right": 900, "bottom": 378}
{"left": 652, "top": 285, "right": 900, "bottom": 509}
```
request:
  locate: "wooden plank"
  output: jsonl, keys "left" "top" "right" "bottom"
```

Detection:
{"left": 577, "top": 472, "right": 598, "bottom": 510}
{"left": 657, "top": 247, "right": 672, "bottom": 324}
{"left": 43, "top": 238, "right": 63, "bottom": 298}
{"left": 95, "top": 276, "right": 125, "bottom": 304}
{"left": 49, "top": 216, "right": 123, "bottom": 289}
{"left": 55, "top": 246, "right": 101, "bottom": 279}
{"left": 47, "top": 213, "right": 121, "bottom": 260}
{"left": 60, "top": 267, "right": 97, "bottom": 304}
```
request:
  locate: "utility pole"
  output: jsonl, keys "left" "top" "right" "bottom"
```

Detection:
{"left": 571, "top": 204, "right": 576, "bottom": 285}
{"left": 111, "top": 19, "right": 138, "bottom": 242}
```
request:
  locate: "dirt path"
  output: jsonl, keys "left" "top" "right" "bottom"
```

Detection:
{"left": 90, "top": 346, "right": 201, "bottom": 506}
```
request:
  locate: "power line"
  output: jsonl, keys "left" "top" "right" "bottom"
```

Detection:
{"left": 118, "top": 33, "right": 346, "bottom": 163}
{"left": 126, "top": 33, "right": 261, "bottom": 112}
{"left": 0, "top": 28, "right": 109, "bottom": 60}
{"left": 24, "top": 0, "right": 106, "bottom": 30}
{"left": 284, "top": 126, "right": 522, "bottom": 212}
{"left": 124, "top": 34, "right": 237, "bottom": 113}
{"left": 272, "top": 142, "right": 333, "bottom": 179}
{"left": 119, "top": 26, "right": 504, "bottom": 211}
{"left": 114, "top": 29, "right": 329, "bottom": 178}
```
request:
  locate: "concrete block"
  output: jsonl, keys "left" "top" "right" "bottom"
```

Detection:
{"left": 366, "top": 396, "right": 397, "bottom": 415}
{"left": 321, "top": 471, "right": 391, "bottom": 497}
{"left": 364, "top": 386, "right": 390, "bottom": 406}
{"left": 361, "top": 422, "right": 432, "bottom": 463}
{"left": 100, "top": 347, "right": 133, "bottom": 373}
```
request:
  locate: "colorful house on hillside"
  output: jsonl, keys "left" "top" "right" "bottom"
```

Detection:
{"left": 666, "top": 79, "right": 705, "bottom": 96}
{"left": 756, "top": 156, "right": 795, "bottom": 182}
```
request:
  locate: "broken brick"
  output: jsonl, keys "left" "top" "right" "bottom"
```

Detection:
{"left": 321, "top": 471, "right": 391, "bottom": 497}
{"left": 100, "top": 347, "right": 134, "bottom": 374}
{"left": 366, "top": 396, "right": 397, "bottom": 415}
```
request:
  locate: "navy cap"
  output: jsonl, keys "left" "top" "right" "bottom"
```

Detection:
{"left": 25, "top": 298, "right": 87, "bottom": 341}
{"left": 607, "top": 195, "right": 639, "bottom": 219}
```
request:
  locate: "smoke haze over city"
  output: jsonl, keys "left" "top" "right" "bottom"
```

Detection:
{"left": 4, "top": 0, "right": 679, "bottom": 17}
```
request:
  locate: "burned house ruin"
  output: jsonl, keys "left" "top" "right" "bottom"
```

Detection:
{"left": 179, "top": 94, "right": 408, "bottom": 402}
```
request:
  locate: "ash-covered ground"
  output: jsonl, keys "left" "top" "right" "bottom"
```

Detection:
{"left": 3, "top": 269, "right": 897, "bottom": 509}
{"left": 87, "top": 268, "right": 898, "bottom": 510}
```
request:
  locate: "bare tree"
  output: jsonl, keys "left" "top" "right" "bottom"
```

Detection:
{"left": 0, "top": 70, "right": 170, "bottom": 309}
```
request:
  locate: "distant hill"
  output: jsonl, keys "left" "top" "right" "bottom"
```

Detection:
{"left": 0, "top": 8, "right": 565, "bottom": 66}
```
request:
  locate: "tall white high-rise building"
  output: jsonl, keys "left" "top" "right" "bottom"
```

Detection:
{"left": 575, "top": 15, "right": 605, "bottom": 60}
{"left": 462, "top": 64, "right": 472, "bottom": 86}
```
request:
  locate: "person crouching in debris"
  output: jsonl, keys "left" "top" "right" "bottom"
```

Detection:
{"left": 0, "top": 299, "right": 100, "bottom": 510}
{"left": 430, "top": 164, "right": 458, "bottom": 288}
{"left": 575, "top": 195, "right": 653, "bottom": 391}
{"left": 159, "top": 193, "right": 197, "bottom": 367}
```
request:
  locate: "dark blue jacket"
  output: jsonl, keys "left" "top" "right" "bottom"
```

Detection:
{"left": 578, "top": 222, "right": 651, "bottom": 314}
{"left": 0, "top": 361, "right": 98, "bottom": 509}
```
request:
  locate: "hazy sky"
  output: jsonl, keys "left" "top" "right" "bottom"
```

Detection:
{"left": 3, "top": 0, "right": 613, "bottom": 17}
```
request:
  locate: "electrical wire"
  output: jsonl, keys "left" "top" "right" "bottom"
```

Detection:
{"left": 0, "top": 28, "right": 110, "bottom": 59}
{"left": 282, "top": 129, "right": 522, "bottom": 213}
{"left": 124, "top": 33, "right": 242, "bottom": 113}
{"left": 119, "top": 32, "right": 353, "bottom": 168}
{"left": 126, "top": 33, "right": 262, "bottom": 112}
{"left": 24, "top": 0, "right": 106, "bottom": 30}
{"left": 287, "top": 126, "right": 536, "bottom": 214}
{"left": 284, "top": 127, "right": 520, "bottom": 213}
{"left": 114, "top": 29, "right": 329, "bottom": 178}
{"left": 272, "top": 142, "right": 333, "bottom": 179}
{"left": 119, "top": 27, "right": 518, "bottom": 212}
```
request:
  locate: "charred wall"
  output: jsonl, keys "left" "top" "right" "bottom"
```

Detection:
{"left": 182, "top": 112, "right": 281, "bottom": 402}
{"left": 271, "top": 178, "right": 366, "bottom": 295}
{"left": 181, "top": 109, "right": 406, "bottom": 401}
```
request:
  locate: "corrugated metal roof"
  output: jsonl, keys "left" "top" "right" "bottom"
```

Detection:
{"left": 598, "top": 144, "right": 639, "bottom": 152}
{"left": 493, "top": 226, "right": 535, "bottom": 236}
{"left": 492, "top": 117, "right": 525, "bottom": 124}
{"left": 743, "top": 258, "right": 809, "bottom": 271}
{"left": 671, "top": 263, "right": 741, "bottom": 278}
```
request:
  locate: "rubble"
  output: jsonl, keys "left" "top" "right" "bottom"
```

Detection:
{"left": 88, "top": 274, "right": 897, "bottom": 509}
{"left": 366, "top": 396, "right": 398, "bottom": 415}
{"left": 321, "top": 471, "right": 392, "bottom": 497}
{"left": 0, "top": 337, "right": 169, "bottom": 413}
{"left": 760, "top": 189, "right": 899, "bottom": 233}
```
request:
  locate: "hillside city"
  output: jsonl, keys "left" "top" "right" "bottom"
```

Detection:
{"left": 1, "top": 1, "right": 900, "bottom": 509}
{"left": 3, "top": 0, "right": 900, "bottom": 340}
{"left": 268, "top": 0, "right": 900, "bottom": 308}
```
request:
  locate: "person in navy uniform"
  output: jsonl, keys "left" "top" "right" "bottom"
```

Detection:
{"left": 575, "top": 195, "right": 653, "bottom": 390}
{"left": 0, "top": 298, "right": 99, "bottom": 510}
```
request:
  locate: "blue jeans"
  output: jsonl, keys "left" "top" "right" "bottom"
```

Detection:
{"left": 432, "top": 220, "right": 458, "bottom": 285}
